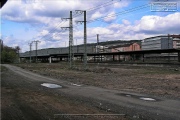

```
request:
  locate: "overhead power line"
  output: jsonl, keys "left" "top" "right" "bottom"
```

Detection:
{"left": 87, "top": 4, "right": 149, "bottom": 23}
{"left": 36, "top": 0, "right": 122, "bottom": 42}
{"left": 38, "top": 21, "right": 66, "bottom": 41}
{"left": 30, "top": 2, "right": 150, "bottom": 52}
{"left": 73, "top": 0, "right": 120, "bottom": 18}
{"left": 86, "top": 0, "right": 115, "bottom": 11}
{"left": 29, "top": 0, "right": 120, "bottom": 41}
{"left": 73, "top": 3, "right": 149, "bottom": 30}
{"left": 87, "top": 0, "right": 121, "bottom": 12}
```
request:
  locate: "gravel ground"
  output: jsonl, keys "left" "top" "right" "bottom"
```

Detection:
{"left": 14, "top": 62, "right": 180, "bottom": 99}
{"left": 1, "top": 65, "right": 128, "bottom": 120}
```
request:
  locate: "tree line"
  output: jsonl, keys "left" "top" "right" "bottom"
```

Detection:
{"left": 1, "top": 40, "right": 20, "bottom": 63}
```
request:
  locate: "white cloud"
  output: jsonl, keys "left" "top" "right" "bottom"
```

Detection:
{"left": 40, "top": 30, "right": 49, "bottom": 36}
{"left": 52, "top": 33, "right": 61, "bottom": 40}
{"left": 134, "top": 12, "right": 180, "bottom": 34}
{"left": 2, "top": 0, "right": 180, "bottom": 52}
{"left": 2, "top": 0, "right": 129, "bottom": 25}
{"left": 122, "top": 19, "right": 131, "bottom": 25}
{"left": 114, "top": 1, "right": 129, "bottom": 8}
{"left": 38, "top": 40, "right": 47, "bottom": 49}
{"left": 14, "top": 12, "right": 180, "bottom": 51}
{"left": 104, "top": 11, "right": 116, "bottom": 22}
{"left": 90, "top": 11, "right": 104, "bottom": 20}
{"left": 86, "top": 12, "right": 180, "bottom": 42}
{"left": 88, "top": 27, "right": 113, "bottom": 35}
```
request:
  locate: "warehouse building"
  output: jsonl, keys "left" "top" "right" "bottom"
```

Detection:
{"left": 141, "top": 35, "right": 180, "bottom": 62}
{"left": 173, "top": 38, "right": 180, "bottom": 49}
{"left": 141, "top": 35, "right": 173, "bottom": 50}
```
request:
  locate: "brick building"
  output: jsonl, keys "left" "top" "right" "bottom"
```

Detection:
{"left": 108, "top": 42, "right": 141, "bottom": 52}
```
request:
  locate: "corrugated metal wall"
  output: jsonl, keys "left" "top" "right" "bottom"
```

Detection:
{"left": 161, "top": 38, "right": 173, "bottom": 49}
{"left": 141, "top": 36, "right": 173, "bottom": 50}
{"left": 20, "top": 45, "right": 96, "bottom": 57}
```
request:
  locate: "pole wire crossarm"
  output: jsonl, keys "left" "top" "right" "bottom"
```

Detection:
{"left": 28, "top": 42, "right": 33, "bottom": 63}
{"left": 33, "top": 40, "right": 41, "bottom": 63}
{"left": 61, "top": 11, "right": 74, "bottom": 69}
{"left": 75, "top": 10, "right": 87, "bottom": 69}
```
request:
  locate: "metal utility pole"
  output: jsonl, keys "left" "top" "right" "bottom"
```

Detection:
{"left": 97, "top": 34, "right": 99, "bottom": 53}
{"left": 168, "top": 34, "right": 170, "bottom": 49}
{"left": 33, "top": 40, "right": 40, "bottom": 63}
{"left": 61, "top": 11, "right": 74, "bottom": 68}
{"left": 168, "top": 34, "right": 170, "bottom": 62}
{"left": 28, "top": 42, "right": 33, "bottom": 63}
{"left": 76, "top": 39, "right": 79, "bottom": 53}
{"left": 75, "top": 10, "right": 87, "bottom": 69}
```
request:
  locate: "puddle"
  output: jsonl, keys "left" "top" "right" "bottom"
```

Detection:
{"left": 41, "top": 83, "right": 62, "bottom": 88}
{"left": 116, "top": 93, "right": 159, "bottom": 102}
{"left": 126, "top": 95, "right": 131, "bottom": 97}
{"left": 139, "top": 97, "right": 156, "bottom": 101}
{"left": 71, "top": 83, "right": 82, "bottom": 87}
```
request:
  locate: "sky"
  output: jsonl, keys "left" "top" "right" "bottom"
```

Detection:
{"left": 1, "top": 0, "right": 180, "bottom": 52}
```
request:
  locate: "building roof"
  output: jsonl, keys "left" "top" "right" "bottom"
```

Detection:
{"left": 170, "top": 35, "right": 180, "bottom": 39}
{"left": 144, "top": 34, "right": 180, "bottom": 40}
{"left": 144, "top": 35, "right": 168, "bottom": 40}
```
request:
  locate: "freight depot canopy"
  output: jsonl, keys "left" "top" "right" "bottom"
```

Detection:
{"left": 20, "top": 48, "right": 180, "bottom": 58}
{"left": 87, "top": 49, "right": 180, "bottom": 56}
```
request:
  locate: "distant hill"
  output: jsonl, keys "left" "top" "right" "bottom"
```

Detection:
{"left": 98, "top": 40, "right": 141, "bottom": 46}
{"left": 77, "top": 39, "right": 142, "bottom": 47}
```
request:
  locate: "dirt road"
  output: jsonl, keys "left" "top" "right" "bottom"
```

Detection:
{"left": 1, "top": 64, "right": 180, "bottom": 120}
